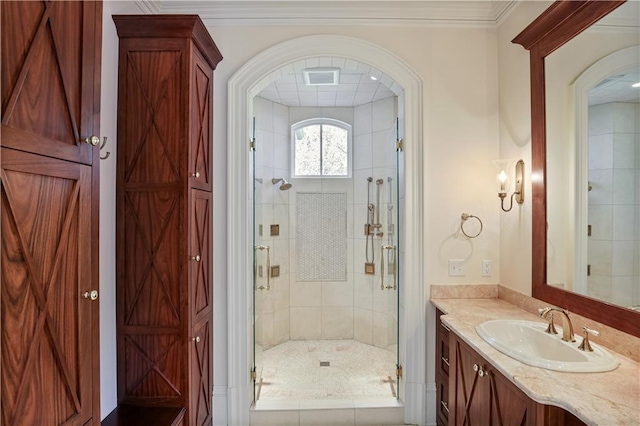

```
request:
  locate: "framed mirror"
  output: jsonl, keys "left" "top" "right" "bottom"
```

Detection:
{"left": 513, "top": 0, "right": 640, "bottom": 338}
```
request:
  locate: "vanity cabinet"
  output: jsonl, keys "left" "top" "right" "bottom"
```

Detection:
{"left": 114, "top": 15, "right": 221, "bottom": 426}
{"left": 436, "top": 311, "right": 587, "bottom": 426}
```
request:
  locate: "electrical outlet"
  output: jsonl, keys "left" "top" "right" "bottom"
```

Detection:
{"left": 448, "top": 259, "right": 465, "bottom": 276}
{"left": 482, "top": 260, "right": 492, "bottom": 277}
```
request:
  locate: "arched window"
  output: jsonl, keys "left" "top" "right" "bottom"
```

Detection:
{"left": 291, "top": 119, "right": 352, "bottom": 177}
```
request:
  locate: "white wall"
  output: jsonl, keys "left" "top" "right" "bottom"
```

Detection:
{"left": 98, "top": 10, "right": 501, "bottom": 424}
{"left": 497, "top": 1, "right": 550, "bottom": 296}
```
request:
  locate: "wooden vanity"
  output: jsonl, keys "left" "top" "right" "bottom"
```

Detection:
{"left": 432, "top": 298, "right": 640, "bottom": 426}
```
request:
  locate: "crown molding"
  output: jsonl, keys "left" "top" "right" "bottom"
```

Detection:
{"left": 153, "top": 1, "right": 519, "bottom": 27}
{"left": 135, "top": 0, "right": 161, "bottom": 14}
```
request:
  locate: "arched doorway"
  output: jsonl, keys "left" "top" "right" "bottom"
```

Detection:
{"left": 226, "top": 35, "right": 426, "bottom": 425}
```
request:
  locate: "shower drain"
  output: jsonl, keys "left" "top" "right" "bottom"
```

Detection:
{"left": 319, "top": 361, "right": 330, "bottom": 367}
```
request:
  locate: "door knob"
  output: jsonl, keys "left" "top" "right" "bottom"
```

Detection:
{"left": 192, "top": 172, "right": 200, "bottom": 178}
{"left": 192, "top": 336, "right": 201, "bottom": 343}
{"left": 191, "top": 255, "right": 201, "bottom": 262}
{"left": 84, "top": 136, "right": 100, "bottom": 146}
{"left": 83, "top": 290, "right": 98, "bottom": 301}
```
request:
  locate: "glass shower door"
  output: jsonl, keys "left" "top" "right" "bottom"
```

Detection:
{"left": 252, "top": 117, "right": 268, "bottom": 404}
{"left": 385, "top": 116, "right": 401, "bottom": 399}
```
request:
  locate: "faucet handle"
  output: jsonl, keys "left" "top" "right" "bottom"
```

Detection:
{"left": 578, "top": 326, "right": 599, "bottom": 352}
{"left": 546, "top": 313, "right": 558, "bottom": 335}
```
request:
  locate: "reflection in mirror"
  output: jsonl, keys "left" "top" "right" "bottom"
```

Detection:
{"left": 585, "top": 62, "right": 639, "bottom": 308}
{"left": 544, "top": 1, "right": 640, "bottom": 311}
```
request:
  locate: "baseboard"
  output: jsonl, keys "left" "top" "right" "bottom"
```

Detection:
{"left": 213, "top": 386, "right": 228, "bottom": 426}
{"left": 403, "top": 381, "right": 426, "bottom": 426}
{"left": 425, "top": 381, "right": 437, "bottom": 426}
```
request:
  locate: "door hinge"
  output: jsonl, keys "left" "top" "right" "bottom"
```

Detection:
{"left": 396, "top": 139, "right": 403, "bottom": 152}
{"left": 250, "top": 139, "right": 256, "bottom": 151}
{"left": 396, "top": 364, "right": 403, "bottom": 379}
{"left": 588, "top": 224, "right": 592, "bottom": 236}
{"left": 587, "top": 264, "right": 591, "bottom": 276}
{"left": 251, "top": 367, "right": 257, "bottom": 381}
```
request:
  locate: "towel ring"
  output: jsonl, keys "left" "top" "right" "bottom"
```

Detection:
{"left": 460, "top": 213, "right": 483, "bottom": 239}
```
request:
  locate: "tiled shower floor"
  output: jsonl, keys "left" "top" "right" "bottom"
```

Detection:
{"left": 257, "top": 340, "right": 397, "bottom": 401}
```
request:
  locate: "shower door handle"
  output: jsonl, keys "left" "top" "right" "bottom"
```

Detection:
{"left": 380, "top": 245, "right": 397, "bottom": 290}
{"left": 254, "top": 244, "right": 271, "bottom": 291}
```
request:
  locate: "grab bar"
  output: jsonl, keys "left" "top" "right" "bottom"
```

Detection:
{"left": 380, "top": 244, "right": 397, "bottom": 290}
{"left": 254, "top": 245, "right": 270, "bottom": 291}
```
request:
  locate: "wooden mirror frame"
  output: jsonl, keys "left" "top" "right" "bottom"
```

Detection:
{"left": 513, "top": 0, "right": 640, "bottom": 338}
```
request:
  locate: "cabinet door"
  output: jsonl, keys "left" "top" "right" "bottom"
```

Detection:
{"left": 451, "top": 336, "right": 489, "bottom": 426}
{"left": 451, "top": 335, "right": 535, "bottom": 426}
{"left": 190, "top": 189, "right": 212, "bottom": 323}
{"left": 190, "top": 319, "right": 212, "bottom": 426}
{"left": 1, "top": 1, "right": 102, "bottom": 165}
{"left": 1, "top": 148, "right": 95, "bottom": 425}
{"left": 189, "top": 48, "right": 213, "bottom": 191}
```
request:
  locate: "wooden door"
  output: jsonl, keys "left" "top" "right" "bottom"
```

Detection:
{"left": 189, "top": 189, "right": 212, "bottom": 425}
{"left": 1, "top": 1, "right": 102, "bottom": 165}
{"left": 1, "top": 148, "right": 94, "bottom": 425}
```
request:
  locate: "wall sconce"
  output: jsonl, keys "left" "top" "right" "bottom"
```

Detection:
{"left": 493, "top": 159, "right": 524, "bottom": 212}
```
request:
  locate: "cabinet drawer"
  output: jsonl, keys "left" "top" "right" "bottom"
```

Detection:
{"left": 438, "top": 327, "right": 450, "bottom": 376}
{"left": 436, "top": 309, "right": 450, "bottom": 377}
{"left": 437, "top": 371, "right": 450, "bottom": 425}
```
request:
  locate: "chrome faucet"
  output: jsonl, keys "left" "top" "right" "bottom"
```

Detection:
{"left": 538, "top": 307, "right": 575, "bottom": 342}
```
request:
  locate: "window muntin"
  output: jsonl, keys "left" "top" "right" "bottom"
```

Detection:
{"left": 292, "top": 119, "right": 352, "bottom": 177}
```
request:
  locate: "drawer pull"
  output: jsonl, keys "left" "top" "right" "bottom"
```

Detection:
{"left": 442, "top": 356, "right": 450, "bottom": 367}
{"left": 441, "top": 401, "right": 449, "bottom": 413}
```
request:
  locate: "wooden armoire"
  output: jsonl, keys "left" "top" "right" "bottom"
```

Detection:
{"left": 113, "top": 15, "right": 222, "bottom": 426}
{"left": 1, "top": 1, "right": 103, "bottom": 425}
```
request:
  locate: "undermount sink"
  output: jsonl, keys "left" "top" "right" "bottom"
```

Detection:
{"left": 476, "top": 320, "right": 619, "bottom": 373}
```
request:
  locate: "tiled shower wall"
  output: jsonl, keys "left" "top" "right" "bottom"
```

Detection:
{"left": 587, "top": 102, "right": 640, "bottom": 306}
{"left": 254, "top": 97, "right": 291, "bottom": 350}
{"left": 288, "top": 107, "right": 356, "bottom": 341}
{"left": 352, "top": 98, "right": 399, "bottom": 351}
{"left": 254, "top": 97, "right": 399, "bottom": 350}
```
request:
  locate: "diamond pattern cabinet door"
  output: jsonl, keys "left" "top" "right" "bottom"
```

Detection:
{"left": 190, "top": 319, "right": 212, "bottom": 426}
{"left": 1, "top": 148, "right": 94, "bottom": 426}
{"left": 190, "top": 189, "right": 212, "bottom": 324}
{"left": 451, "top": 336, "right": 488, "bottom": 426}
{"left": 449, "top": 334, "right": 537, "bottom": 426}
{"left": 189, "top": 48, "right": 213, "bottom": 192}
{"left": 1, "top": 1, "right": 102, "bottom": 165}
{"left": 119, "top": 41, "right": 184, "bottom": 185}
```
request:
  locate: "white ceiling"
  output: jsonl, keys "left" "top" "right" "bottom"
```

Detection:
{"left": 589, "top": 71, "right": 640, "bottom": 106}
{"left": 257, "top": 57, "right": 398, "bottom": 108}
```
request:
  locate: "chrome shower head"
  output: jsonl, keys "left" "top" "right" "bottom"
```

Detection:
{"left": 271, "top": 177, "right": 292, "bottom": 191}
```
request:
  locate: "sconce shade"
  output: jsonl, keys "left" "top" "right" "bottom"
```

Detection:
{"left": 493, "top": 159, "right": 524, "bottom": 212}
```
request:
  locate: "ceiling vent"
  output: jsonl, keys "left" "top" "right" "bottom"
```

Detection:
{"left": 303, "top": 67, "right": 340, "bottom": 86}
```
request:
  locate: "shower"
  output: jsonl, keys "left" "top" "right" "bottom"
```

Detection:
{"left": 271, "top": 177, "right": 292, "bottom": 191}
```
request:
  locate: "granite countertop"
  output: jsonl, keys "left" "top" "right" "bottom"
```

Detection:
{"left": 431, "top": 298, "right": 640, "bottom": 426}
